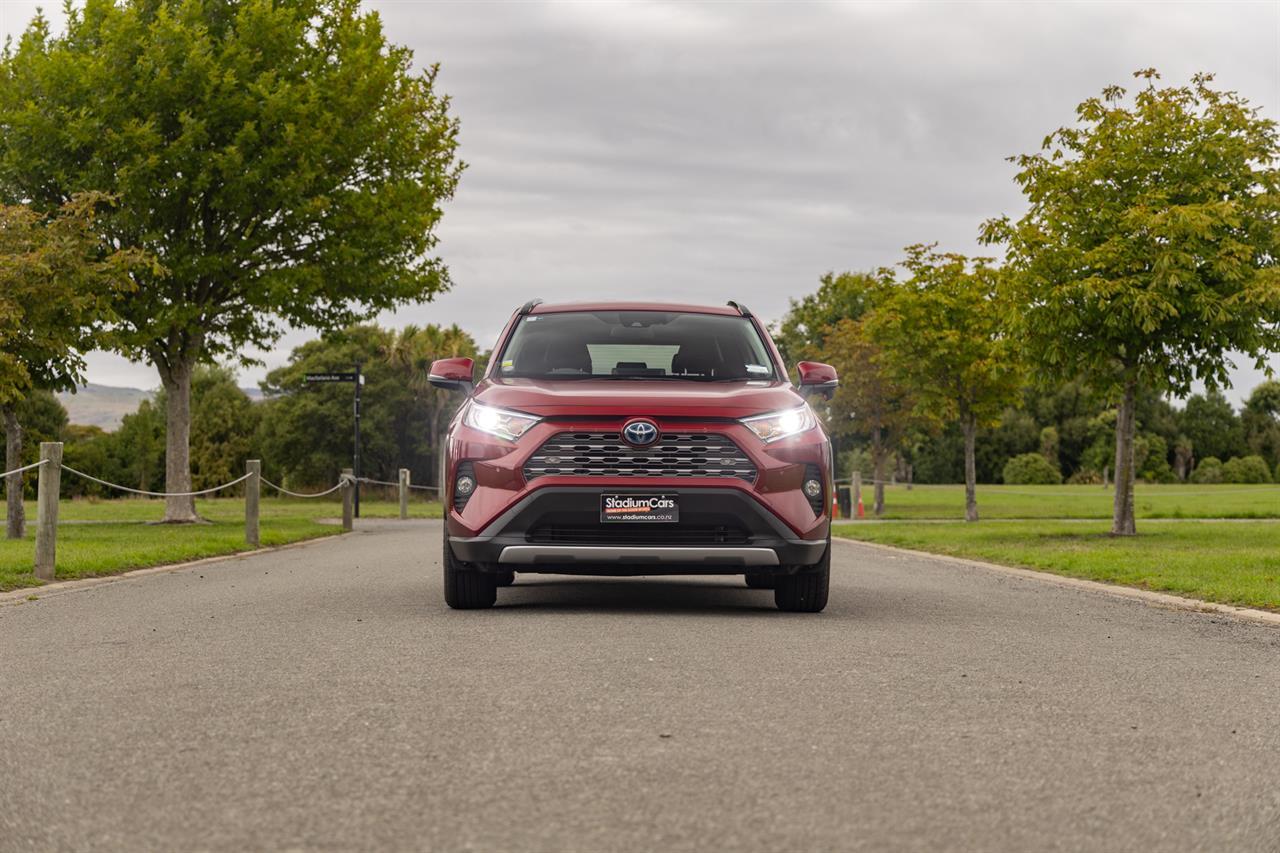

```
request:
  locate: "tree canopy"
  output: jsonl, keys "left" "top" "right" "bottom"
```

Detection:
{"left": 0, "top": 194, "right": 141, "bottom": 537}
{"left": 258, "top": 323, "right": 483, "bottom": 489}
{"left": 774, "top": 271, "right": 877, "bottom": 366}
{"left": 0, "top": 0, "right": 463, "bottom": 520}
{"left": 0, "top": 195, "right": 140, "bottom": 406}
{"left": 868, "top": 245, "right": 1023, "bottom": 520}
{"left": 982, "top": 70, "right": 1280, "bottom": 534}
{"left": 823, "top": 313, "right": 920, "bottom": 515}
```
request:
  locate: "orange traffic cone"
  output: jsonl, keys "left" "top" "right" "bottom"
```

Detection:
{"left": 856, "top": 497, "right": 865, "bottom": 519}
{"left": 832, "top": 494, "right": 841, "bottom": 519}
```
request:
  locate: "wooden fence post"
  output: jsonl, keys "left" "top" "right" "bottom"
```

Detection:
{"left": 245, "top": 459, "right": 261, "bottom": 547}
{"left": 34, "top": 442, "right": 62, "bottom": 581}
{"left": 341, "top": 468, "right": 354, "bottom": 532}
{"left": 398, "top": 468, "right": 410, "bottom": 520}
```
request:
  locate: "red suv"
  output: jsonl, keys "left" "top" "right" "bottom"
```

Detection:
{"left": 430, "top": 301, "right": 838, "bottom": 612}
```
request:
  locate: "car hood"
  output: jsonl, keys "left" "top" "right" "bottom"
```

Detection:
{"left": 474, "top": 377, "right": 806, "bottom": 419}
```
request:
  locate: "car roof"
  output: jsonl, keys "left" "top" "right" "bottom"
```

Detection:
{"left": 527, "top": 301, "right": 743, "bottom": 317}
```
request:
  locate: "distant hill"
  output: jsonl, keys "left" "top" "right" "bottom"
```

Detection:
{"left": 58, "top": 384, "right": 154, "bottom": 430}
{"left": 58, "top": 383, "right": 264, "bottom": 431}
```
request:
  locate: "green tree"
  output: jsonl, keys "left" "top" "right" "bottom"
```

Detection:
{"left": 108, "top": 400, "right": 166, "bottom": 493}
{"left": 1172, "top": 434, "right": 1194, "bottom": 481}
{"left": 823, "top": 317, "right": 919, "bottom": 515}
{"left": 380, "top": 324, "right": 483, "bottom": 487}
{"left": 1179, "top": 389, "right": 1245, "bottom": 464}
{"left": 0, "top": 0, "right": 463, "bottom": 522}
{"left": 0, "top": 196, "right": 139, "bottom": 537}
{"left": 983, "top": 70, "right": 1280, "bottom": 535}
{"left": 258, "top": 324, "right": 479, "bottom": 490}
{"left": 774, "top": 271, "right": 877, "bottom": 365}
{"left": 1241, "top": 380, "right": 1280, "bottom": 471}
{"left": 62, "top": 424, "right": 111, "bottom": 498}
{"left": 869, "top": 246, "right": 1023, "bottom": 521}
{"left": 1038, "top": 426, "right": 1061, "bottom": 471}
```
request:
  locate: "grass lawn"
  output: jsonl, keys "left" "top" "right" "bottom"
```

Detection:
{"left": 850, "top": 483, "right": 1280, "bottom": 519}
{"left": 1, "top": 496, "right": 443, "bottom": 592}
{"left": 834, "top": 519, "right": 1280, "bottom": 611}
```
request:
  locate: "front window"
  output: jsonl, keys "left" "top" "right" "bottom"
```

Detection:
{"left": 497, "top": 311, "right": 778, "bottom": 381}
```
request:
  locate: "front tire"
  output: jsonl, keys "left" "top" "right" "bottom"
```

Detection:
{"left": 774, "top": 538, "right": 830, "bottom": 613}
{"left": 443, "top": 526, "right": 496, "bottom": 609}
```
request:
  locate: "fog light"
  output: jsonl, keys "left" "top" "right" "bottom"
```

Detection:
{"left": 455, "top": 475, "right": 475, "bottom": 496}
{"left": 803, "top": 478, "right": 822, "bottom": 498}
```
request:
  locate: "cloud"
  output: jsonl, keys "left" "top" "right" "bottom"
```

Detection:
{"left": 1, "top": 0, "right": 1275, "bottom": 401}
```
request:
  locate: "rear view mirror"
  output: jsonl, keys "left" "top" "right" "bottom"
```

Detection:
{"left": 429, "top": 357, "right": 475, "bottom": 393}
{"left": 797, "top": 361, "right": 838, "bottom": 400}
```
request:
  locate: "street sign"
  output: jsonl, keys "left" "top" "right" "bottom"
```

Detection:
{"left": 303, "top": 366, "right": 364, "bottom": 517}
{"left": 304, "top": 372, "right": 358, "bottom": 383}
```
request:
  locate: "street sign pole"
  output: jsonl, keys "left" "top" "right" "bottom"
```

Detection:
{"left": 303, "top": 368, "right": 364, "bottom": 519}
{"left": 353, "top": 363, "right": 362, "bottom": 519}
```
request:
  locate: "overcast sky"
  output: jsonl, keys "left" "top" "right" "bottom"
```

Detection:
{"left": 2, "top": 0, "right": 1278, "bottom": 403}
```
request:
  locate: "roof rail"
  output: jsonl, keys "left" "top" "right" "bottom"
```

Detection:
{"left": 727, "top": 300, "right": 752, "bottom": 318}
{"left": 518, "top": 298, "right": 543, "bottom": 316}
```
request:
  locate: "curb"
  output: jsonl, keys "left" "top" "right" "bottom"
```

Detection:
{"left": 832, "top": 535, "right": 1280, "bottom": 629}
{"left": 0, "top": 530, "right": 353, "bottom": 607}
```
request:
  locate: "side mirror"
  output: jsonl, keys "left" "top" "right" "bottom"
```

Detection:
{"left": 797, "top": 361, "right": 838, "bottom": 400}
{"left": 429, "top": 357, "right": 475, "bottom": 393}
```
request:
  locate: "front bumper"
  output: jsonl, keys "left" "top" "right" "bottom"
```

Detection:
{"left": 448, "top": 486, "right": 828, "bottom": 575}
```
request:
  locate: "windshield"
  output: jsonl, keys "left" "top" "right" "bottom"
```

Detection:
{"left": 496, "top": 311, "right": 778, "bottom": 381}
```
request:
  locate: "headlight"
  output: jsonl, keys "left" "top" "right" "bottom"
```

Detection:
{"left": 740, "top": 404, "right": 817, "bottom": 443}
{"left": 463, "top": 401, "right": 540, "bottom": 442}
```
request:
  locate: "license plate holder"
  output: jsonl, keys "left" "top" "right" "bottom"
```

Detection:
{"left": 600, "top": 494, "right": 679, "bottom": 523}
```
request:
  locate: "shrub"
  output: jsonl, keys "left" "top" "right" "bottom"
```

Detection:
{"left": 1003, "top": 453, "right": 1063, "bottom": 485}
{"left": 1190, "top": 457, "right": 1223, "bottom": 484}
{"left": 1137, "top": 434, "right": 1176, "bottom": 482}
{"left": 1221, "top": 455, "right": 1272, "bottom": 484}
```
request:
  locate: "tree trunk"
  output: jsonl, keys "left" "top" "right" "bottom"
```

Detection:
{"left": 1111, "top": 379, "right": 1138, "bottom": 536}
{"left": 4, "top": 406, "right": 24, "bottom": 539}
{"left": 159, "top": 360, "right": 199, "bottom": 522}
{"left": 962, "top": 409, "right": 978, "bottom": 523}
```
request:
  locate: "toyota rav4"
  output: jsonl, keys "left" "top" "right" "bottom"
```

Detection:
{"left": 430, "top": 300, "right": 838, "bottom": 612}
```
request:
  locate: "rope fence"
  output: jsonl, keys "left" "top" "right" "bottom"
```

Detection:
{"left": 4, "top": 444, "right": 436, "bottom": 583}
{"left": 60, "top": 464, "right": 254, "bottom": 498}
{"left": 357, "top": 476, "right": 439, "bottom": 492}
{"left": 1, "top": 459, "right": 48, "bottom": 480}
{"left": 261, "top": 476, "right": 352, "bottom": 499}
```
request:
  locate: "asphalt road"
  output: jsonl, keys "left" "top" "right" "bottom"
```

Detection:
{"left": 2, "top": 520, "right": 1278, "bottom": 852}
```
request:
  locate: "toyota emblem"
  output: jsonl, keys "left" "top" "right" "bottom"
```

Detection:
{"left": 622, "top": 419, "right": 660, "bottom": 447}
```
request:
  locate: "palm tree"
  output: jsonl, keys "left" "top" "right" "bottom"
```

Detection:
{"left": 382, "top": 324, "right": 481, "bottom": 487}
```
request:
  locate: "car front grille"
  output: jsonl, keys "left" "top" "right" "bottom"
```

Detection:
{"left": 527, "top": 524, "right": 750, "bottom": 546}
{"left": 522, "top": 432, "right": 757, "bottom": 481}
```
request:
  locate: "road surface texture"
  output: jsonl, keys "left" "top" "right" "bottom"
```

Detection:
{"left": 2, "top": 519, "right": 1277, "bottom": 852}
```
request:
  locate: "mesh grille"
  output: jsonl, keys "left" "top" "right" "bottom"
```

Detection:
{"left": 523, "top": 432, "right": 756, "bottom": 481}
